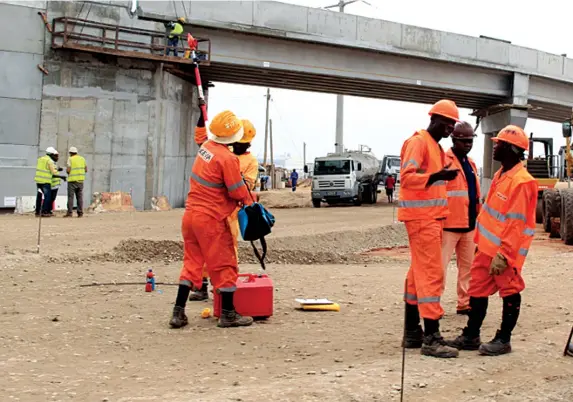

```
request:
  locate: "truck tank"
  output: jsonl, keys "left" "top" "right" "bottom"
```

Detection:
{"left": 327, "top": 149, "right": 380, "bottom": 182}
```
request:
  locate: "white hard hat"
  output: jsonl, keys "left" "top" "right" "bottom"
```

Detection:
{"left": 46, "top": 146, "right": 57, "bottom": 154}
{"left": 69, "top": 146, "right": 78, "bottom": 153}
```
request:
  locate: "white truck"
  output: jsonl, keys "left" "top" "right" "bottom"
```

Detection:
{"left": 380, "top": 155, "right": 401, "bottom": 184}
{"left": 305, "top": 145, "right": 381, "bottom": 208}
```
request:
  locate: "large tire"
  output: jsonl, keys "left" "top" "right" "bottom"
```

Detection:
{"left": 560, "top": 188, "right": 573, "bottom": 245}
{"left": 535, "top": 197, "right": 543, "bottom": 224}
{"left": 542, "top": 189, "right": 556, "bottom": 233}
{"left": 312, "top": 199, "right": 321, "bottom": 208}
{"left": 372, "top": 186, "right": 378, "bottom": 204}
{"left": 363, "top": 184, "right": 373, "bottom": 204}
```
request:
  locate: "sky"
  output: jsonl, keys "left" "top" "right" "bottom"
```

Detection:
{"left": 207, "top": 0, "right": 573, "bottom": 170}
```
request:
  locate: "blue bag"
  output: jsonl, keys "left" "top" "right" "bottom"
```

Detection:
{"left": 238, "top": 201, "right": 275, "bottom": 270}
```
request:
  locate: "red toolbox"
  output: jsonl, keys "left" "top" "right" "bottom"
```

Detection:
{"left": 213, "top": 273, "right": 274, "bottom": 319}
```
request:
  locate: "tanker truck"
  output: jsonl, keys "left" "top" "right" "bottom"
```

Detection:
{"left": 305, "top": 145, "right": 381, "bottom": 208}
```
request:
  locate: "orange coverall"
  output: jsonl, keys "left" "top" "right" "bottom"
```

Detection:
{"left": 441, "top": 148, "right": 481, "bottom": 311}
{"left": 179, "top": 140, "right": 251, "bottom": 292}
{"left": 398, "top": 130, "right": 449, "bottom": 320}
{"left": 228, "top": 152, "right": 259, "bottom": 257}
{"left": 469, "top": 163, "right": 537, "bottom": 298}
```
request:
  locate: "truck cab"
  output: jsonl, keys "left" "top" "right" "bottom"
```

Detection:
{"left": 307, "top": 149, "right": 381, "bottom": 207}
{"left": 380, "top": 155, "right": 401, "bottom": 184}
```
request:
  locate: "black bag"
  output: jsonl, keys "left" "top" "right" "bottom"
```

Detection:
{"left": 238, "top": 195, "right": 275, "bottom": 270}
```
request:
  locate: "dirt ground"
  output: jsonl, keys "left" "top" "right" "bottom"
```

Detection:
{"left": 1, "top": 200, "right": 573, "bottom": 401}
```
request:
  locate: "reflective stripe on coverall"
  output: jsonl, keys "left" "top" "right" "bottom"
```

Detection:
{"left": 398, "top": 129, "right": 448, "bottom": 320}
{"left": 469, "top": 163, "right": 537, "bottom": 298}
{"left": 441, "top": 148, "right": 481, "bottom": 310}
{"left": 228, "top": 152, "right": 259, "bottom": 259}
{"left": 194, "top": 125, "right": 209, "bottom": 279}
{"left": 179, "top": 141, "right": 251, "bottom": 292}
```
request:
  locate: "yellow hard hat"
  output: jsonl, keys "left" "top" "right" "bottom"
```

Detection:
{"left": 208, "top": 111, "right": 244, "bottom": 144}
{"left": 238, "top": 119, "right": 256, "bottom": 143}
{"left": 178, "top": 17, "right": 186, "bottom": 23}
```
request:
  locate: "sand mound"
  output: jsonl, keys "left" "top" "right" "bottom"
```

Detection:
{"left": 258, "top": 189, "right": 312, "bottom": 209}
{"left": 46, "top": 224, "right": 408, "bottom": 266}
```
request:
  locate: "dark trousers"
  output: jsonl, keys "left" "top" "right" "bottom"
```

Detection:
{"left": 35, "top": 183, "right": 52, "bottom": 215}
{"left": 291, "top": 180, "right": 297, "bottom": 192}
{"left": 49, "top": 188, "right": 59, "bottom": 213}
{"left": 166, "top": 37, "right": 179, "bottom": 56}
{"left": 67, "top": 181, "right": 84, "bottom": 216}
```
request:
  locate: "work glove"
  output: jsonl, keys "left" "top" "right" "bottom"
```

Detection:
{"left": 489, "top": 252, "right": 508, "bottom": 275}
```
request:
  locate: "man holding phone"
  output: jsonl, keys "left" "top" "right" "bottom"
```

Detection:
{"left": 399, "top": 99, "right": 461, "bottom": 358}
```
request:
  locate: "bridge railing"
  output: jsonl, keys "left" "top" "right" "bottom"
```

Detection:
{"left": 51, "top": 17, "right": 211, "bottom": 65}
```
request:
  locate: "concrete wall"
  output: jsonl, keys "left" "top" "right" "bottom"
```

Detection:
{"left": 0, "top": 0, "right": 47, "bottom": 208}
{"left": 0, "top": 0, "right": 202, "bottom": 210}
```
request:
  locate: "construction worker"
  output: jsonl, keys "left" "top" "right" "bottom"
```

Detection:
{"left": 447, "top": 125, "right": 537, "bottom": 356}
{"left": 34, "top": 147, "right": 62, "bottom": 217}
{"left": 170, "top": 110, "right": 254, "bottom": 329}
{"left": 290, "top": 169, "right": 299, "bottom": 192}
{"left": 65, "top": 147, "right": 87, "bottom": 218}
{"left": 164, "top": 17, "right": 185, "bottom": 57}
{"left": 399, "top": 99, "right": 461, "bottom": 358}
{"left": 385, "top": 174, "right": 396, "bottom": 203}
{"left": 187, "top": 109, "right": 211, "bottom": 302}
{"left": 441, "top": 121, "right": 481, "bottom": 316}
{"left": 48, "top": 150, "right": 65, "bottom": 214}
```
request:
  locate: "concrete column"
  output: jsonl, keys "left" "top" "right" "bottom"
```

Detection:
{"left": 480, "top": 72, "right": 529, "bottom": 195}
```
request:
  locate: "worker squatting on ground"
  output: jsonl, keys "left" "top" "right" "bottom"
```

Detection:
{"left": 164, "top": 17, "right": 185, "bottom": 57}
{"left": 447, "top": 125, "right": 537, "bottom": 356}
{"left": 186, "top": 114, "right": 259, "bottom": 302}
{"left": 399, "top": 99, "right": 461, "bottom": 358}
{"left": 441, "top": 122, "right": 481, "bottom": 315}
{"left": 34, "top": 147, "right": 66, "bottom": 217}
{"left": 170, "top": 110, "right": 254, "bottom": 328}
{"left": 65, "top": 147, "right": 87, "bottom": 218}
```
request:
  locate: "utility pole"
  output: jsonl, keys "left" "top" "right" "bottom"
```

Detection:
{"left": 269, "top": 118, "right": 275, "bottom": 189}
{"left": 324, "top": 0, "right": 368, "bottom": 154}
{"left": 263, "top": 88, "right": 271, "bottom": 166}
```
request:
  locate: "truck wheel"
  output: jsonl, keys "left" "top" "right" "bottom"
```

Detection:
{"left": 542, "top": 189, "right": 556, "bottom": 233}
{"left": 363, "top": 184, "right": 372, "bottom": 204}
{"left": 312, "top": 199, "right": 321, "bottom": 208}
{"left": 354, "top": 189, "right": 363, "bottom": 206}
{"left": 372, "top": 186, "right": 378, "bottom": 204}
{"left": 560, "top": 188, "right": 573, "bottom": 245}
{"left": 535, "top": 197, "right": 543, "bottom": 224}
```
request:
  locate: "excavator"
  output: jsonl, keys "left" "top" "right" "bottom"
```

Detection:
{"left": 539, "top": 121, "right": 573, "bottom": 244}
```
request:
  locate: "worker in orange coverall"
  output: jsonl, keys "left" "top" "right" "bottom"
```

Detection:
{"left": 399, "top": 99, "right": 461, "bottom": 358}
{"left": 228, "top": 119, "right": 259, "bottom": 256}
{"left": 447, "top": 125, "right": 537, "bottom": 356}
{"left": 170, "top": 110, "right": 254, "bottom": 328}
{"left": 441, "top": 121, "right": 481, "bottom": 316}
{"left": 187, "top": 118, "right": 259, "bottom": 301}
{"left": 187, "top": 108, "right": 212, "bottom": 302}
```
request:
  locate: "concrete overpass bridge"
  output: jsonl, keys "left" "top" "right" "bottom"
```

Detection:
{"left": 2, "top": 0, "right": 573, "bottom": 209}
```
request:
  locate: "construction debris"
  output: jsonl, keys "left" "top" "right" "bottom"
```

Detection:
{"left": 259, "top": 189, "right": 313, "bottom": 209}
{"left": 88, "top": 191, "right": 136, "bottom": 213}
{"left": 150, "top": 196, "right": 171, "bottom": 211}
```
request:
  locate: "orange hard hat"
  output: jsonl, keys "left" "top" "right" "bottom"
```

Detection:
{"left": 195, "top": 127, "right": 207, "bottom": 145}
{"left": 208, "top": 110, "right": 244, "bottom": 144}
{"left": 238, "top": 119, "right": 256, "bottom": 144}
{"left": 491, "top": 125, "right": 529, "bottom": 151}
{"left": 428, "top": 99, "right": 460, "bottom": 122}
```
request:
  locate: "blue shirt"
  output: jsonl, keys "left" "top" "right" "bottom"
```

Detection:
{"left": 444, "top": 152, "right": 477, "bottom": 233}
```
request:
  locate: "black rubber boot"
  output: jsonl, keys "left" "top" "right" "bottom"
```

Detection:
{"left": 421, "top": 332, "right": 459, "bottom": 358}
{"left": 446, "top": 328, "right": 481, "bottom": 351}
{"left": 402, "top": 303, "right": 423, "bottom": 348}
{"left": 189, "top": 280, "right": 209, "bottom": 301}
{"left": 169, "top": 306, "right": 188, "bottom": 329}
{"left": 479, "top": 330, "right": 512, "bottom": 356}
{"left": 402, "top": 326, "right": 423, "bottom": 348}
{"left": 217, "top": 291, "right": 253, "bottom": 328}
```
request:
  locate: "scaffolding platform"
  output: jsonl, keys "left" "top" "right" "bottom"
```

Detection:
{"left": 51, "top": 17, "right": 211, "bottom": 66}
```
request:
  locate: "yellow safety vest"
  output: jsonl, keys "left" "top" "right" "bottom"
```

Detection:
{"left": 169, "top": 22, "right": 183, "bottom": 38}
{"left": 51, "top": 175, "right": 61, "bottom": 188}
{"left": 34, "top": 155, "right": 53, "bottom": 184}
{"left": 68, "top": 154, "right": 86, "bottom": 182}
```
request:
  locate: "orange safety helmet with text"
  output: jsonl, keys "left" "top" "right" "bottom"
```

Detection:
{"left": 491, "top": 125, "right": 529, "bottom": 151}
{"left": 428, "top": 99, "right": 460, "bottom": 122}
